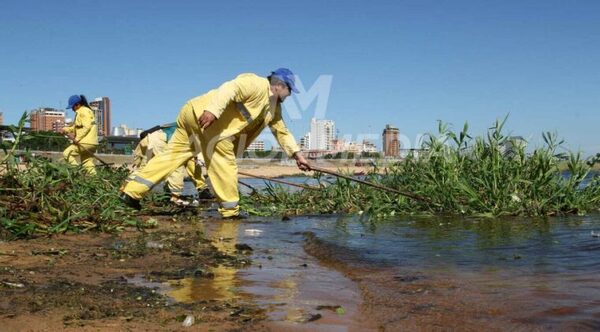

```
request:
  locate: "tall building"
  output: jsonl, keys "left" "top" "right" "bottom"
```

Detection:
{"left": 382, "top": 124, "right": 400, "bottom": 157}
{"left": 300, "top": 132, "right": 311, "bottom": 150}
{"left": 89, "top": 97, "right": 111, "bottom": 137}
{"left": 0, "top": 112, "right": 3, "bottom": 125}
{"left": 29, "top": 108, "right": 66, "bottom": 132}
{"left": 309, "top": 118, "right": 335, "bottom": 151}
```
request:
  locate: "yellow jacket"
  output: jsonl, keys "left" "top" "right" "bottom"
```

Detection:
{"left": 189, "top": 73, "right": 300, "bottom": 157}
{"left": 64, "top": 106, "right": 98, "bottom": 145}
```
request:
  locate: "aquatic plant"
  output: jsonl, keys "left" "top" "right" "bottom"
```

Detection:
{"left": 242, "top": 117, "right": 600, "bottom": 218}
{"left": 0, "top": 113, "right": 143, "bottom": 239}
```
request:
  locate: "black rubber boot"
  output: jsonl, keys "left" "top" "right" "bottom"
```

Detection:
{"left": 197, "top": 188, "right": 215, "bottom": 200}
{"left": 119, "top": 192, "right": 141, "bottom": 210}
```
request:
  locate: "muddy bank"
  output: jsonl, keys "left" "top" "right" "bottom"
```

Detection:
{"left": 0, "top": 215, "right": 267, "bottom": 331}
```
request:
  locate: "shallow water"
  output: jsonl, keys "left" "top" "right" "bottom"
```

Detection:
{"left": 162, "top": 218, "right": 372, "bottom": 330}
{"left": 167, "top": 173, "right": 600, "bottom": 329}
{"left": 151, "top": 213, "right": 600, "bottom": 330}
{"left": 296, "top": 214, "right": 600, "bottom": 330}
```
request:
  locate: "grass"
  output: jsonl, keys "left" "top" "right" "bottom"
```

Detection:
{"left": 242, "top": 117, "right": 600, "bottom": 218}
{"left": 0, "top": 113, "right": 147, "bottom": 239}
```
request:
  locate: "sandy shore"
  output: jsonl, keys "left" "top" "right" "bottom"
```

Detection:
{"left": 237, "top": 163, "right": 372, "bottom": 178}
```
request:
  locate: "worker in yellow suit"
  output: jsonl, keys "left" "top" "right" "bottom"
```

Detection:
{"left": 131, "top": 123, "right": 212, "bottom": 206}
{"left": 61, "top": 94, "right": 98, "bottom": 175}
{"left": 120, "top": 68, "right": 311, "bottom": 218}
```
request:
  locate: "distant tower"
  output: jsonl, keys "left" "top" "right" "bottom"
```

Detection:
{"left": 300, "top": 132, "right": 311, "bottom": 150}
{"left": 310, "top": 118, "right": 335, "bottom": 151}
{"left": 29, "top": 108, "right": 66, "bottom": 132}
{"left": 0, "top": 112, "right": 3, "bottom": 125}
{"left": 89, "top": 97, "right": 111, "bottom": 137}
{"left": 382, "top": 124, "right": 400, "bottom": 157}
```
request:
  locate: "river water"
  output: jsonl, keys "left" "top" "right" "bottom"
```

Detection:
{"left": 157, "top": 213, "right": 600, "bottom": 331}
{"left": 155, "top": 176, "right": 600, "bottom": 330}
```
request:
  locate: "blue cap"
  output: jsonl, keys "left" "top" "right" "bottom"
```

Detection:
{"left": 271, "top": 68, "right": 299, "bottom": 93}
{"left": 66, "top": 95, "right": 81, "bottom": 109}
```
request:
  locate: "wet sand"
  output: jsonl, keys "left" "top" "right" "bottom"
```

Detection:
{"left": 0, "top": 215, "right": 268, "bottom": 331}
{"left": 0, "top": 213, "right": 379, "bottom": 331}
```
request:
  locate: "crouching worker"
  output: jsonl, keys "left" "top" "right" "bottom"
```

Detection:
{"left": 61, "top": 94, "right": 98, "bottom": 175}
{"left": 130, "top": 123, "right": 212, "bottom": 207}
{"left": 120, "top": 68, "right": 311, "bottom": 218}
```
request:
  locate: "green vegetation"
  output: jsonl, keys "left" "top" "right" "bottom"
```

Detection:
{"left": 242, "top": 117, "right": 600, "bottom": 218}
{"left": 243, "top": 150, "right": 284, "bottom": 159}
{"left": 3, "top": 113, "right": 600, "bottom": 240}
{"left": 20, "top": 131, "right": 69, "bottom": 151}
{"left": 0, "top": 113, "right": 146, "bottom": 239}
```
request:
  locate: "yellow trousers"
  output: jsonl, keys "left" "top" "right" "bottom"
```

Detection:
{"left": 164, "top": 159, "right": 207, "bottom": 196}
{"left": 122, "top": 103, "right": 238, "bottom": 217}
{"left": 63, "top": 143, "right": 97, "bottom": 175}
{"left": 130, "top": 130, "right": 206, "bottom": 196}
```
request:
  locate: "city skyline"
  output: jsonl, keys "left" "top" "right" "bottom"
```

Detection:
{"left": 13, "top": 102, "right": 390, "bottom": 152}
{"left": 1, "top": 1, "right": 600, "bottom": 155}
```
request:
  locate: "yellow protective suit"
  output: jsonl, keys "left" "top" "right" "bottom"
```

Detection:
{"left": 131, "top": 136, "right": 148, "bottom": 169}
{"left": 122, "top": 73, "right": 300, "bottom": 217}
{"left": 130, "top": 128, "right": 206, "bottom": 197}
{"left": 63, "top": 106, "right": 98, "bottom": 175}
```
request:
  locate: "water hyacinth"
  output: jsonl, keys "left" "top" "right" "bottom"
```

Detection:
{"left": 242, "top": 117, "right": 600, "bottom": 218}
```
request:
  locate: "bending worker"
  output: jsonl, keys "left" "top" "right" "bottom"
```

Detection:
{"left": 131, "top": 123, "right": 212, "bottom": 206}
{"left": 120, "top": 68, "right": 311, "bottom": 218}
{"left": 61, "top": 94, "right": 98, "bottom": 175}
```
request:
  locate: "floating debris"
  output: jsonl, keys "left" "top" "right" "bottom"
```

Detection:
{"left": 182, "top": 315, "right": 195, "bottom": 327}
{"left": 244, "top": 229, "right": 263, "bottom": 236}
{"left": 1, "top": 281, "right": 25, "bottom": 288}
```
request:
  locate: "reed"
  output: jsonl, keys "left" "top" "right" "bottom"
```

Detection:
{"left": 242, "top": 117, "right": 600, "bottom": 218}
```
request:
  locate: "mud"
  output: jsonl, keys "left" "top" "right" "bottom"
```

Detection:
{"left": 0, "top": 215, "right": 267, "bottom": 331}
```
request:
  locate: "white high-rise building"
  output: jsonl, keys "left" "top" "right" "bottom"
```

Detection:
{"left": 300, "top": 132, "right": 311, "bottom": 150}
{"left": 309, "top": 118, "right": 335, "bottom": 151}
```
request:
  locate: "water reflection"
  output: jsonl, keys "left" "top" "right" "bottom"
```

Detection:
{"left": 166, "top": 221, "right": 243, "bottom": 303}
{"left": 164, "top": 218, "right": 369, "bottom": 329}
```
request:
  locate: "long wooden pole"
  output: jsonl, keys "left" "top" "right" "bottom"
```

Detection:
{"left": 309, "top": 165, "right": 434, "bottom": 204}
{"left": 238, "top": 171, "right": 317, "bottom": 190}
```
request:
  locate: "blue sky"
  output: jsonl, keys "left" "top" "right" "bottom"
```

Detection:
{"left": 1, "top": 0, "right": 599, "bottom": 154}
